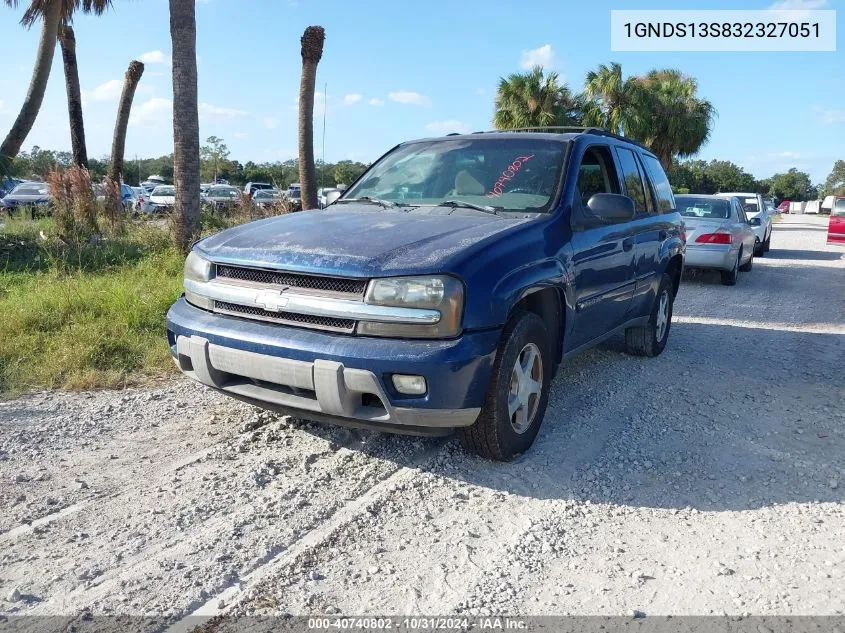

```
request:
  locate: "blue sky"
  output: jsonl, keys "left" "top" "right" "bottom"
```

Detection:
{"left": 0, "top": 0, "right": 842, "bottom": 182}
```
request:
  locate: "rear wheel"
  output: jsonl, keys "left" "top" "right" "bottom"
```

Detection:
{"left": 625, "top": 273, "right": 674, "bottom": 357}
{"left": 459, "top": 311, "right": 551, "bottom": 461}
{"left": 721, "top": 250, "right": 740, "bottom": 286}
{"left": 753, "top": 237, "right": 764, "bottom": 257}
{"left": 763, "top": 230, "right": 771, "bottom": 253}
{"left": 739, "top": 250, "right": 753, "bottom": 272}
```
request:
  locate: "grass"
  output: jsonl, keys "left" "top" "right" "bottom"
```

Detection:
{"left": 0, "top": 215, "right": 184, "bottom": 396}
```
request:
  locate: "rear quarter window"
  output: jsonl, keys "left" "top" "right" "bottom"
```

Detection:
{"left": 641, "top": 154, "right": 675, "bottom": 214}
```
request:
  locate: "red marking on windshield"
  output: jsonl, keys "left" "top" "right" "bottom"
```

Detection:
{"left": 486, "top": 154, "right": 535, "bottom": 198}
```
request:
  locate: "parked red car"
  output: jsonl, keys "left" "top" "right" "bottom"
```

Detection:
{"left": 777, "top": 200, "right": 791, "bottom": 213}
{"left": 828, "top": 197, "right": 845, "bottom": 245}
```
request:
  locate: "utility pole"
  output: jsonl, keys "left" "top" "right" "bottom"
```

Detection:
{"left": 321, "top": 82, "right": 327, "bottom": 189}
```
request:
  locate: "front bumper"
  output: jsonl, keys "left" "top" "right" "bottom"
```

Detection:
{"left": 684, "top": 244, "right": 738, "bottom": 271}
{"left": 166, "top": 297, "right": 499, "bottom": 433}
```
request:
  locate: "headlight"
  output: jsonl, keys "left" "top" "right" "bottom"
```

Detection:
{"left": 359, "top": 275, "right": 464, "bottom": 338}
{"left": 183, "top": 251, "right": 215, "bottom": 310}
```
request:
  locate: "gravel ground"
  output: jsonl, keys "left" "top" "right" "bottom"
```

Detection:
{"left": 1, "top": 214, "right": 844, "bottom": 627}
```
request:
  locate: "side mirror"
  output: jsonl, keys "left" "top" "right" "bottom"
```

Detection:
{"left": 748, "top": 217, "right": 761, "bottom": 227}
{"left": 325, "top": 190, "right": 342, "bottom": 206}
{"left": 584, "top": 193, "right": 635, "bottom": 225}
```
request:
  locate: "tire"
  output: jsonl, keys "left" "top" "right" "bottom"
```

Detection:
{"left": 763, "top": 230, "right": 771, "bottom": 253}
{"left": 721, "top": 250, "right": 740, "bottom": 286}
{"left": 625, "top": 273, "right": 674, "bottom": 357}
{"left": 739, "top": 250, "right": 753, "bottom": 272}
{"left": 753, "top": 237, "right": 764, "bottom": 257}
{"left": 459, "top": 311, "right": 552, "bottom": 461}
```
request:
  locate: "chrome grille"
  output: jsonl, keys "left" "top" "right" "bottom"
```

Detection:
{"left": 214, "top": 301, "right": 355, "bottom": 334}
{"left": 216, "top": 265, "right": 367, "bottom": 296}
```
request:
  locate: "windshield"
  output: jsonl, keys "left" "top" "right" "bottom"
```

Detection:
{"left": 12, "top": 184, "right": 49, "bottom": 196}
{"left": 675, "top": 196, "right": 730, "bottom": 219}
{"left": 343, "top": 138, "right": 567, "bottom": 213}
{"left": 254, "top": 191, "right": 281, "bottom": 200}
{"left": 209, "top": 187, "right": 239, "bottom": 198}
{"left": 152, "top": 186, "right": 175, "bottom": 196}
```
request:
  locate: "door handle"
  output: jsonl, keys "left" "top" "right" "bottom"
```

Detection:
{"left": 622, "top": 237, "right": 634, "bottom": 252}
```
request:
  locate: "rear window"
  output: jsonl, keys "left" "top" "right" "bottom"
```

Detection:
{"left": 835, "top": 198, "right": 845, "bottom": 217}
{"left": 675, "top": 196, "right": 730, "bottom": 219}
{"left": 12, "top": 184, "right": 49, "bottom": 196}
{"left": 153, "top": 186, "right": 175, "bottom": 196}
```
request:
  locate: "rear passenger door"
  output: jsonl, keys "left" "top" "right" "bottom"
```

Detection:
{"left": 567, "top": 145, "right": 637, "bottom": 349}
{"left": 614, "top": 148, "right": 668, "bottom": 319}
{"left": 732, "top": 198, "right": 757, "bottom": 259}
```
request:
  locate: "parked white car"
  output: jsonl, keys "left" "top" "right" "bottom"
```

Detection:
{"left": 147, "top": 185, "right": 176, "bottom": 214}
{"left": 716, "top": 192, "right": 772, "bottom": 255}
{"left": 677, "top": 194, "right": 757, "bottom": 285}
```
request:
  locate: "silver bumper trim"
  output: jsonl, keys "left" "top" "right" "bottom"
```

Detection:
{"left": 174, "top": 335, "right": 479, "bottom": 429}
{"left": 184, "top": 279, "right": 441, "bottom": 324}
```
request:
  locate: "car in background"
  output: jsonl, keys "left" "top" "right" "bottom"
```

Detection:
{"left": 828, "top": 197, "right": 845, "bottom": 246}
{"left": 1, "top": 181, "right": 52, "bottom": 218}
{"left": 287, "top": 183, "right": 302, "bottom": 209}
{"left": 252, "top": 189, "right": 285, "bottom": 210}
{"left": 317, "top": 187, "right": 339, "bottom": 209}
{"left": 717, "top": 192, "right": 772, "bottom": 256}
{"left": 677, "top": 194, "right": 756, "bottom": 286}
{"left": 147, "top": 185, "right": 176, "bottom": 214}
{"left": 203, "top": 185, "right": 241, "bottom": 212}
{"left": 777, "top": 200, "right": 791, "bottom": 214}
{"left": 244, "top": 182, "right": 273, "bottom": 199}
{"left": 1, "top": 176, "right": 25, "bottom": 199}
{"left": 200, "top": 183, "right": 212, "bottom": 197}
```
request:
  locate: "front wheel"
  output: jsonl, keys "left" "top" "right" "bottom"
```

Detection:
{"left": 625, "top": 273, "right": 675, "bottom": 357}
{"left": 459, "top": 311, "right": 551, "bottom": 461}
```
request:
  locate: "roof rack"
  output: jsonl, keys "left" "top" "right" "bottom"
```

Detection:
{"left": 482, "top": 126, "right": 652, "bottom": 152}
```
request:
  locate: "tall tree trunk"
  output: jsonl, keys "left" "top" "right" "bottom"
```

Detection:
{"left": 298, "top": 26, "right": 325, "bottom": 211}
{"left": 108, "top": 61, "right": 145, "bottom": 182}
{"left": 169, "top": 0, "right": 200, "bottom": 251}
{"left": 0, "top": 0, "right": 62, "bottom": 163}
{"left": 59, "top": 26, "right": 88, "bottom": 168}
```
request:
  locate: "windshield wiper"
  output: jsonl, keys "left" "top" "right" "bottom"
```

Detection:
{"left": 439, "top": 199, "right": 497, "bottom": 214}
{"left": 335, "top": 196, "right": 398, "bottom": 208}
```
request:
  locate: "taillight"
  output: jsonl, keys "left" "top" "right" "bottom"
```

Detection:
{"left": 695, "top": 232, "right": 732, "bottom": 245}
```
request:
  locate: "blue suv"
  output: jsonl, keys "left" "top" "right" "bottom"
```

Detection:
{"left": 166, "top": 128, "right": 685, "bottom": 460}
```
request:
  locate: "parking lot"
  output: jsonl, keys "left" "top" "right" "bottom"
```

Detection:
{"left": 1, "top": 214, "right": 843, "bottom": 625}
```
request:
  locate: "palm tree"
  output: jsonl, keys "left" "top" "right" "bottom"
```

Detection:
{"left": 58, "top": 25, "right": 87, "bottom": 167}
{"left": 627, "top": 69, "right": 716, "bottom": 170}
{"left": 298, "top": 25, "right": 325, "bottom": 211}
{"left": 107, "top": 60, "right": 144, "bottom": 182}
{"left": 0, "top": 1, "right": 113, "bottom": 166}
{"left": 583, "top": 62, "right": 637, "bottom": 135}
{"left": 169, "top": 0, "right": 200, "bottom": 251}
{"left": 493, "top": 66, "right": 584, "bottom": 130}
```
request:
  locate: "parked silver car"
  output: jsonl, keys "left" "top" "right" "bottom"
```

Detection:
{"left": 203, "top": 185, "right": 241, "bottom": 212}
{"left": 716, "top": 192, "right": 772, "bottom": 255}
{"left": 676, "top": 194, "right": 756, "bottom": 286}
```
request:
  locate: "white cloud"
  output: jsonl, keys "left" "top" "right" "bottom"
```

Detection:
{"left": 388, "top": 91, "right": 431, "bottom": 107}
{"left": 817, "top": 108, "right": 845, "bottom": 124}
{"left": 85, "top": 79, "right": 123, "bottom": 103}
{"left": 426, "top": 120, "right": 469, "bottom": 135}
{"left": 343, "top": 93, "right": 363, "bottom": 105}
{"left": 520, "top": 44, "right": 555, "bottom": 70}
{"left": 198, "top": 102, "right": 250, "bottom": 121}
{"left": 776, "top": 151, "right": 801, "bottom": 159}
{"left": 263, "top": 116, "right": 280, "bottom": 129}
{"left": 767, "top": 0, "right": 828, "bottom": 21}
{"left": 369, "top": 98, "right": 385, "bottom": 107}
{"left": 139, "top": 50, "right": 170, "bottom": 65}
{"left": 0, "top": 99, "right": 6, "bottom": 114}
{"left": 233, "top": 132, "right": 248, "bottom": 140}
{"left": 129, "top": 97, "right": 172, "bottom": 126}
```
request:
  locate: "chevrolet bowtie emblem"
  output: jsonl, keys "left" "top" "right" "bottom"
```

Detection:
{"left": 256, "top": 290, "right": 289, "bottom": 312}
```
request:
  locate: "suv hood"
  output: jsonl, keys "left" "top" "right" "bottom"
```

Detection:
{"left": 196, "top": 206, "right": 531, "bottom": 276}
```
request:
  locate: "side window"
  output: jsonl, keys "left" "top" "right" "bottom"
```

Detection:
{"left": 734, "top": 199, "right": 748, "bottom": 223}
{"left": 615, "top": 147, "right": 650, "bottom": 215}
{"left": 641, "top": 154, "right": 675, "bottom": 214}
{"left": 575, "top": 146, "right": 620, "bottom": 208}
